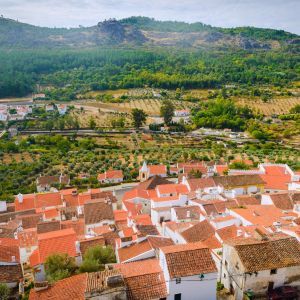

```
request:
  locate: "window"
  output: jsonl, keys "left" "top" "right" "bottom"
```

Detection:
{"left": 174, "top": 293, "right": 181, "bottom": 300}
{"left": 225, "top": 260, "right": 228, "bottom": 267}
{"left": 223, "top": 273, "right": 226, "bottom": 278}
{"left": 270, "top": 269, "right": 277, "bottom": 275}
{"left": 176, "top": 278, "right": 181, "bottom": 284}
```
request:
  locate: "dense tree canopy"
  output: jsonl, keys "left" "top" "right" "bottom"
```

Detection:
{"left": 0, "top": 47, "right": 298, "bottom": 98}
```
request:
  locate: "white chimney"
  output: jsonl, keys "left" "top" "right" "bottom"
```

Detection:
{"left": 237, "top": 229, "right": 243, "bottom": 237}
{"left": 11, "top": 256, "right": 16, "bottom": 262}
{"left": 17, "top": 193, "right": 23, "bottom": 204}
{"left": 186, "top": 211, "right": 191, "bottom": 218}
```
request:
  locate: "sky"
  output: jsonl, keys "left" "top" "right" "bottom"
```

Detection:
{"left": 1, "top": 0, "right": 299, "bottom": 34}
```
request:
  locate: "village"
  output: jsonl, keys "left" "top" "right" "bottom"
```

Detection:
{"left": 1, "top": 159, "right": 300, "bottom": 300}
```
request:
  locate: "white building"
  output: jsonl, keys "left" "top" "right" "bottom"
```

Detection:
{"left": 159, "top": 243, "right": 218, "bottom": 300}
{"left": 221, "top": 231, "right": 300, "bottom": 300}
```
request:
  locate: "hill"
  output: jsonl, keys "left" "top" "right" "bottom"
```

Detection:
{"left": 0, "top": 16, "right": 299, "bottom": 49}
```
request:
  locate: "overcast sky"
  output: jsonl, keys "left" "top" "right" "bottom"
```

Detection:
{"left": 1, "top": 0, "right": 299, "bottom": 34}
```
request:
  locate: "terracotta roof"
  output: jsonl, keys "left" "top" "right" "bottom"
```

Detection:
{"left": 181, "top": 220, "right": 215, "bottom": 243}
{"left": 136, "top": 175, "right": 172, "bottom": 190}
{"left": 37, "top": 220, "right": 61, "bottom": 234}
{"left": 84, "top": 199, "right": 114, "bottom": 225}
{"left": 98, "top": 170, "right": 123, "bottom": 180}
{"left": 161, "top": 243, "right": 217, "bottom": 278}
{"left": 117, "top": 239, "right": 153, "bottom": 263}
{"left": 216, "top": 225, "right": 238, "bottom": 242}
{"left": 116, "top": 258, "right": 167, "bottom": 300}
{"left": 114, "top": 210, "right": 128, "bottom": 222}
{"left": 165, "top": 221, "right": 199, "bottom": 233}
{"left": 0, "top": 264, "right": 23, "bottom": 283}
{"left": 102, "top": 231, "right": 119, "bottom": 248}
{"left": 147, "top": 236, "right": 174, "bottom": 249}
{"left": 91, "top": 225, "right": 112, "bottom": 236}
{"left": 215, "top": 165, "right": 229, "bottom": 175}
{"left": 201, "top": 235, "right": 222, "bottom": 250}
{"left": 226, "top": 234, "right": 300, "bottom": 272}
{"left": 132, "top": 214, "right": 152, "bottom": 225}
{"left": 117, "top": 258, "right": 162, "bottom": 277}
{"left": 269, "top": 193, "right": 294, "bottom": 210}
{"left": 136, "top": 225, "right": 160, "bottom": 237}
{"left": 17, "top": 213, "right": 42, "bottom": 229}
{"left": 36, "top": 175, "right": 70, "bottom": 186}
{"left": 234, "top": 195, "right": 261, "bottom": 206}
{"left": 86, "top": 269, "right": 124, "bottom": 294}
{"left": 18, "top": 228, "right": 38, "bottom": 248}
{"left": 187, "top": 178, "right": 216, "bottom": 191}
{"left": 29, "top": 273, "right": 87, "bottom": 300}
{"left": 61, "top": 219, "right": 85, "bottom": 237}
{"left": 30, "top": 228, "right": 77, "bottom": 266}
{"left": 173, "top": 206, "right": 202, "bottom": 220}
{"left": 125, "top": 271, "right": 167, "bottom": 300}
{"left": 212, "top": 215, "right": 236, "bottom": 223}
{"left": 156, "top": 184, "right": 189, "bottom": 195}
{"left": 230, "top": 205, "right": 297, "bottom": 227}
{"left": 14, "top": 192, "right": 62, "bottom": 212}
{"left": 80, "top": 236, "right": 105, "bottom": 256}
{"left": 187, "top": 175, "right": 265, "bottom": 191}
{"left": 0, "top": 237, "right": 20, "bottom": 262}
{"left": 147, "top": 165, "right": 167, "bottom": 175}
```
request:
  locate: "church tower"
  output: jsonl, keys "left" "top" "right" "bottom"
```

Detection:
{"left": 139, "top": 161, "right": 149, "bottom": 182}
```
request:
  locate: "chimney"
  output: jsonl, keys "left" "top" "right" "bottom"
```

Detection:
{"left": 253, "top": 228, "right": 269, "bottom": 241}
{"left": 17, "top": 193, "right": 23, "bottom": 204}
{"left": 237, "top": 229, "right": 243, "bottom": 237}
{"left": 11, "top": 256, "right": 16, "bottom": 262}
{"left": 186, "top": 210, "right": 191, "bottom": 218}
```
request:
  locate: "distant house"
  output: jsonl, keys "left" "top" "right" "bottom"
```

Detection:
{"left": 221, "top": 231, "right": 300, "bottom": 300}
{"left": 36, "top": 174, "right": 70, "bottom": 192}
{"left": 97, "top": 170, "right": 123, "bottom": 184}
{"left": 174, "top": 109, "right": 190, "bottom": 117}
{"left": 56, "top": 104, "right": 68, "bottom": 115}
{"left": 45, "top": 104, "right": 54, "bottom": 112}
{"left": 139, "top": 161, "right": 167, "bottom": 182}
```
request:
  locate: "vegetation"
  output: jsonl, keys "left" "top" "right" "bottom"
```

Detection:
{"left": 79, "top": 245, "right": 116, "bottom": 273}
{"left": 0, "top": 284, "right": 9, "bottom": 300}
{"left": 192, "top": 98, "right": 254, "bottom": 131}
{"left": 0, "top": 46, "right": 299, "bottom": 98}
{"left": 131, "top": 108, "right": 147, "bottom": 128}
{"left": 160, "top": 100, "right": 175, "bottom": 125}
{"left": 44, "top": 253, "right": 77, "bottom": 283}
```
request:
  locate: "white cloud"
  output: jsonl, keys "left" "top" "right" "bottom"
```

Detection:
{"left": 0, "top": 0, "right": 299, "bottom": 34}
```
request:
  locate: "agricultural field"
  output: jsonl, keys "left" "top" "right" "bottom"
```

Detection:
{"left": 237, "top": 96, "right": 300, "bottom": 115}
{"left": 1, "top": 132, "right": 299, "bottom": 202}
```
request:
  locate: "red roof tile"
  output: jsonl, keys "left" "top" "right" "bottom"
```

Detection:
{"left": 29, "top": 273, "right": 87, "bottom": 300}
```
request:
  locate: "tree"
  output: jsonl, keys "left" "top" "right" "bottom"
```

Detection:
{"left": 44, "top": 253, "right": 77, "bottom": 283}
{"left": 79, "top": 245, "right": 116, "bottom": 273}
{"left": 131, "top": 109, "right": 147, "bottom": 129}
{"left": 160, "top": 100, "right": 174, "bottom": 125}
{"left": 89, "top": 117, "right": 96, "bottom": 129}
{"left": 0, "top": 284, "right": 9, "bottom": 300}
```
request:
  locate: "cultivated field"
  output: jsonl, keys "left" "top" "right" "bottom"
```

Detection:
{"left": 237, "top": 97, "right": 300, "bottom": 115}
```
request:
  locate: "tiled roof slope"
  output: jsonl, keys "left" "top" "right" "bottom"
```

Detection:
{"left": 29, "top": 273, "right": 87, "bottom": 300}
{"left": 226, "top": 234, "right": 300, "bottom": 272}
{"left": 84, "top": 199, "right": 114, "bottom": 225}
{"left": 181, "top": 220, "right": 215, "bottom": 243}
{"left": 161, "top": 243, "right": 217, "bottom": 278}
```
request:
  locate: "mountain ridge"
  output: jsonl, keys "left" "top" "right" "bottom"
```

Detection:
{"left": 0, "top": 16, "right": 299, "bottom": 49}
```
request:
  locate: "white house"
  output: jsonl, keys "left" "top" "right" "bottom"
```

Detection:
{"left": 221, "top": 231, "right": 300, "bottom": 300}
{"left": 159, "top": 243, "right": 218, "bottom": 300}
{"left": 97, "top": 170, "right": 124, "bottom": 184}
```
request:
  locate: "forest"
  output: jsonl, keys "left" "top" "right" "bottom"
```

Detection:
{"left": 0, "top": 46, "right": 299, "bottom": 98}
